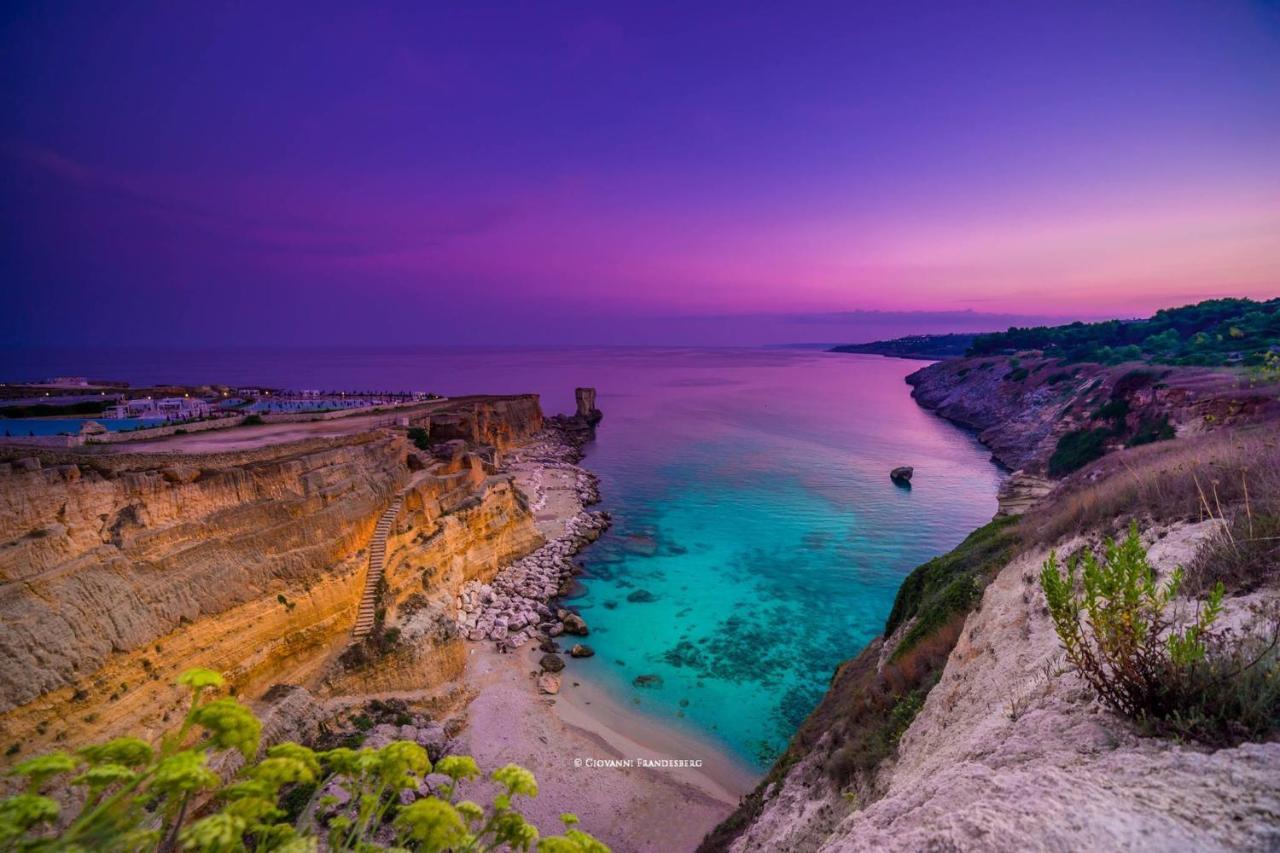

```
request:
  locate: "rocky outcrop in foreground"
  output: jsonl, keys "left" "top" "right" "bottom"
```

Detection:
{"left": 720, "top": 522, "right": 1280, "bottom": 852}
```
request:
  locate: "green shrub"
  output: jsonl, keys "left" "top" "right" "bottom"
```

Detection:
{"left": 407, "top": 427, "right": 431, "bottom": 452}
{"left": 1126, "top": 415, "right": 1175, "bottom": 447}
{"left": 1041, "top": 525, "right": 1279, "bottom": 745}
{"left": 1004, "top": 367, "right": 1029, "bottom": 382}
{"left": 241, "top": 415, "right": 265, "bottom": 427}
{"left": 1048, "top": 429, "right": 1110, "bottom": 476}
{"left": 1092, "top": 398, "right": 1130, "bottom": 431}
{"left": 0, "top": 669, "right": 607, "bottom": 852}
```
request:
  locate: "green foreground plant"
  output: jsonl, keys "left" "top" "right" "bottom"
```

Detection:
{"left": 1041, "top": 524, "right": 1280, "bottom": 745}
{"left": 0, "top": 670, "right": 607, "bottom": 853}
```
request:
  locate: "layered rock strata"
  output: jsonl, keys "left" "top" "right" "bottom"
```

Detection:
{"left": 0, "top": 395, "right": 545, "bottom": 760}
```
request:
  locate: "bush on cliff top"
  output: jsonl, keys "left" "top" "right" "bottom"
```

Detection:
{"left": 1048, "top": 428, "right": 1110, "bottom": 476}
{"left": 1024, "top": 424, "right": 1280, "bottom": 547}
{"left": 408, "top": 427, "right": 431, "bottom": 452}
{"left": 0, "top": 669, "right": 606, "bottom": 853}
{"left": 1041, "top": 524, "right": 1279, "bottom": 746}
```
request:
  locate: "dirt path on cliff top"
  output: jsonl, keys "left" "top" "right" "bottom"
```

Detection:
{"left": 102, "top": 406, "right": 444, "bottom": 453}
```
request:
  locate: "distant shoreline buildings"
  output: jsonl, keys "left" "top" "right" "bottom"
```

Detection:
{"left": 104, "top": 397, "right": 212, "bottom": 421}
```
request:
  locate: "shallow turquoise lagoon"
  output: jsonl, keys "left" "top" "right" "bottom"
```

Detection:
{"left": 558, "top": 351, "right": 1002, "bottom": 767}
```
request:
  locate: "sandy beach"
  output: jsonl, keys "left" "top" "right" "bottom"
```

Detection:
{"left": 453, "top": 431, "right": 759, "bottom": 851}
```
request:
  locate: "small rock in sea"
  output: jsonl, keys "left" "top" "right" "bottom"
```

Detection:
{"left": 633, "top": 674, "right": 663, "bottom": 689}
{"left": 539, "top": 653, "right": 566, "bottom": 673}
{"left": 561, "top": 612, "right": 589, "bottom": 635}
{"left": 626, "top": 589, "right": 658, "bottom": 603}
{"left": 890, "top": 465, "right": 914, "bottom": 484}
{"left": 539, "top": 637, "right": 561, "bottom": 653}
{"left": 603, "top": 600, "right": 618, "bottom": 610}
{"left": 537, "top": 673, "right": 562, "bottom": 695}
{"left": 569, "top": 644, "right": 595, "bottom": 658}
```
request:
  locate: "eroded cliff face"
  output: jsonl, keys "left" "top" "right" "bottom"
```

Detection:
{"left": 0, "top": 396, "right": 545, "bottom": 760}
{"left": 319, "top": 447, "right": 544, "bottom": 698}
{"left": 907, "top": 356, "right": 1276, "bottom": 474}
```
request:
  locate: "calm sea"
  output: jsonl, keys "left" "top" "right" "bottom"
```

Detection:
{"left": 2, "top": 346, "right": 1001, "bottom": 767}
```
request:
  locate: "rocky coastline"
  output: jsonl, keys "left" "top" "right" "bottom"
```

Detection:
{"left": 906, "top": 354, "right": 1278, "bottom": 475}
{"left": 454, "top": 423, "right": 612, "bottom": 650}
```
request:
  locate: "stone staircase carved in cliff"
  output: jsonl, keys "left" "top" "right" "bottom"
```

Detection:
{"left": 353, "top": 496, "right": 404, "bottom": 638}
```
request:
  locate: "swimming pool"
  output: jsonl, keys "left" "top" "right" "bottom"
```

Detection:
{"left": 0, "top": 417, "right": 165, "bottom": 436}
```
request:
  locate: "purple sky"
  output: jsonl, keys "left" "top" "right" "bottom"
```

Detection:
{"left": 2, "top": 2, "right": 1278, "bottom": 346}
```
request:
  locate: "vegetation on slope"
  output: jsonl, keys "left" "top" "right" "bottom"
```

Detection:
{"left": 1026, "top": 423, "right": 1280, "bottom": 546}
{"left": 1043, "top": 368, "right": 1184, "bottom": 476}
{"left": 1048, "top": 429, "right": 1111, "bottom": 476}
{"left": 1042, "top": 525, "right": 1278, "bottom": 746}
{"left": 968, "top": 297, "right": 1280, "bottom": 366}
{"left": 882, "top": 517, "right": 1022, "bottom": 660}
{"left": 0, "top": 669, "right": 607, "bottom": 853}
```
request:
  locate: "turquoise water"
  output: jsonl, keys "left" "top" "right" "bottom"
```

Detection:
{"left": 559, "top": 351, "right": 1002, "bottom": 767}
{"left": 3, "top": 346, "right": 1000, "bottom": 767}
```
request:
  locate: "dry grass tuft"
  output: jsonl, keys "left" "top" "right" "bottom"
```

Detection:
{"left": 1025, "top": 424, "right": 1280, "bottom": 547}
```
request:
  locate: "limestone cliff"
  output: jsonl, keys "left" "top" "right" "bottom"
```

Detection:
{"left": 0, "top": 395, "right": 544, "bottom": 761}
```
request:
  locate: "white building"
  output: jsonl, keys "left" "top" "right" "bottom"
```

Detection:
{"left": 105, "top": 397, "right": 211, "bottom": 421}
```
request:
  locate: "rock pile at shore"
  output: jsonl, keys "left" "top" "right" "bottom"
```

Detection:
{"left": 454, "top": 424, "right": 609, "bottom": 650}
{"left": 454, "top": 508, "right": 608, "bottom": 648}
